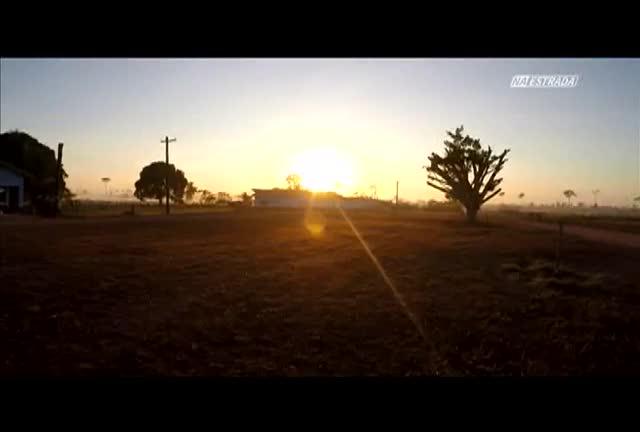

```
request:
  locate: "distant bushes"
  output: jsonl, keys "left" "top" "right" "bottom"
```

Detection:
{"left": 423, "top": 199, "right": 463, "bottom": 213}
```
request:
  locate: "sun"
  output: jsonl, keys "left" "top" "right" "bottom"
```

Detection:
{"left": 290, "top": 148, "right": 355, "bottom": 192}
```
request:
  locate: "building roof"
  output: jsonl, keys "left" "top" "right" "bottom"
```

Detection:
{"left": 252, "top": 188, "right": 342, "bottom": 199}
{"left": 0, "top": 160, "right": 34, "bottom": 179}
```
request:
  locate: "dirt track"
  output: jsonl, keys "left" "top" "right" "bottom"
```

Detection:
{"left": 509, "top": 218, "right": 640, "bottom": 249}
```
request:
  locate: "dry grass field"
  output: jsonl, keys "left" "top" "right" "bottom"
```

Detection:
{"left": 1, "top": 208, "right": 639, "bottom": 376}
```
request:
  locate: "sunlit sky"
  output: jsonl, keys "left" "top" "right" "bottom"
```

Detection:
{"left": 1, "top": 58, "right": 639, "bottom": 205}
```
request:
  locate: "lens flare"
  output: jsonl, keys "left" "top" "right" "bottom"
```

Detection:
{"left": 304, "top": 210, "right": 327, "bottom": 236}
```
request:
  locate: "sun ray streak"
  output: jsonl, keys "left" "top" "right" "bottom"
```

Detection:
{"left": 337, "top": 206, "right": 427, "bottom": 341}
{"left": 336, "top": 205, "right": 445, "bottom": 374}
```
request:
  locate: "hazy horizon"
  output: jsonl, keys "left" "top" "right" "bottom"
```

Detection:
{"left": 2, "top": 58, "right": 639, "bottom": 206}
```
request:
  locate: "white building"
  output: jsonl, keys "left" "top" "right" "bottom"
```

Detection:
{"left": 252, "top": 188, "right": 389, "bottom": 210}
{"left": 252, "top": 189, "right": 338, "bottom": 208}
{"left": 0, "top": 161, "right": 27, "bottom": 212}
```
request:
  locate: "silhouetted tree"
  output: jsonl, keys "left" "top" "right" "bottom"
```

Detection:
{"left": 217, "top": 192, "right": 231, "bottom": 204}
{"left": 134, "top": 161, "right": 188, "bottom": 205}
{"left": 185, "top": 181, "right": 198, "bottom": 202}
{"left": 518, "top": 192, "right": 525, "bottom": 200}
{"left": 563, "top": 189, "right": 576, "bottom": 206}
{"left": 0, "top": 130, "right": 70, "bottom": 215}
{"left": 286, "top": 174, "right": 302, "bottom": 191}
{"left": 101, "top": 177, "right": 111, "bottom": 195}
{"left": 424, "top": 126, "right": 510, "bottom": 222}
{"left": 238, "top": 192, "right": 253, "bottom": 206}
{"left": 199, "top": 189, "right": 215, "bottom": 205}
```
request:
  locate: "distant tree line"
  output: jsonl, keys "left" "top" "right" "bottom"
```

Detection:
{"left": 133, "top": 161, "right": 252, "bottom": 206}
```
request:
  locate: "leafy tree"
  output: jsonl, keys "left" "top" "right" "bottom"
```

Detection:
{"left": 134, "top": 161, "right": 188, "bottom": 205}
{"left": 185, "top": 181, "right": 198, "bottom": 202}
{"left": 563, "top": 189, "right": 576, "bottom": 206}
{"left": 286, "top": 173, "right": 302, "bottom": 191}
{"left": 424, "top": 125, "right": 510, "bottom": 222}
{"left": 518, "top": 192, "right": 525, "bottom": 200}
{"left": 0, "top": 130, "right": 70, "bottom": 215}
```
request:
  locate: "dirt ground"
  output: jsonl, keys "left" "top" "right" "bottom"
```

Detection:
{"left": 1, "top": 208, "right": 639, "bottom": 376}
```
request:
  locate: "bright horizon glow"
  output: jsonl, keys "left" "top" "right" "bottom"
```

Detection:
{"left": 1, "top": 58, "right": 639, "bottom": 206}
{"left": 290, "top": 148, "right": 355, "bottom": 192}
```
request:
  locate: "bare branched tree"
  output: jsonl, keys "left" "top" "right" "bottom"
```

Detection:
{"left": 424, "top": 126, "right": 510, "bottom": 222}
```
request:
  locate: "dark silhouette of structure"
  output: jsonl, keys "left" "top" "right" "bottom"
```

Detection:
{"left": 162, "top": 136, "right": 177, "bottom": 214}
{"left": 0, "top": 130, "right": 69, "bottom": 215}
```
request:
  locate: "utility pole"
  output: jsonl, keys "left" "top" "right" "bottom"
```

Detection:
{"left": 162, "top": 136, "right": 177, "bottom": 215}
{"left": 395, "top": 180, "right": 399, "bottom": 206}
{"left": 55, "top": 142, "right": 64, "bottom": 216}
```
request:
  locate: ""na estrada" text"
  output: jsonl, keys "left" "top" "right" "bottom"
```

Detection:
{"left": 511, "top": 74, "right": 580, "bottom": 88}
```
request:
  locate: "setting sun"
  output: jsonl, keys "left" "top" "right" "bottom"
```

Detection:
{"left": 290, "top": 148, "right": 355, "bottom": 192}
